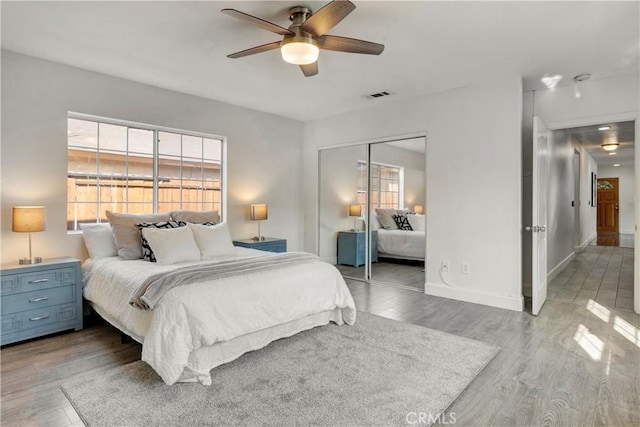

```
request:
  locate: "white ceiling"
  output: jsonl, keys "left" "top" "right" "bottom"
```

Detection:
{"left": 566, "top": 121, "right": 635, "bottom": 168}
{"left": 2, "top": 1, "right": 639, "bottom": 121}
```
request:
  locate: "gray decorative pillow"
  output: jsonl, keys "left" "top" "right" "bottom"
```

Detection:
{"left": 106, "top": 211, "right": 171, "bottom": 260}
{"left": 375, "top": 208, "right": 399, "bottom": 230}
{"left": 169, "top": 210, "right": 220, "bottom": 224}
{"left": 136, "top": 221, "right": 187, "bottom": 262}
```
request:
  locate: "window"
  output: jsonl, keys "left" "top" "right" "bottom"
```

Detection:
{"left": 67, "top": 115, "right": 224, "bottom": 231}
{"left": 356, "top": 161, "right": 403, "bottom": 214}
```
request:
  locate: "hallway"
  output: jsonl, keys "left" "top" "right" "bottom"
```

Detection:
{"left": 549, "top": 245, "right": 635, "bottom": 311}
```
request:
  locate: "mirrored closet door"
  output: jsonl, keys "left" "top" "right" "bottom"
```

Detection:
{"left": 318, "top": 136, "right": 426, "bottom": 290}
{"left": 318, "top": 144, "right": 368, "bottom": 282}
{"left": 369, "top": 139, "right": 426, "bottom": 290}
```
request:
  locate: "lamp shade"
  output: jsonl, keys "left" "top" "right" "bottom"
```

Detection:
{"left": 414, "top": 205, "right": 424, "bottom": 214}
{"left": 250, "top": 204, "right": 268, "bottom": 221}
{"left": 348, "top": 204, "right": 362, "bottom": 217}
{"left": 12, "top": 206, "right": 46, "bottom": 232}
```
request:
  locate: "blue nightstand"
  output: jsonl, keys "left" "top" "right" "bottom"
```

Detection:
{"left": 1, "top": 257, "right": 83, "bottom": 346}
{"left": 233, "top": 238, "right": 287, "bottom": 253}
{"left": 337, "top": 231, "right": 378, "bottom": 267}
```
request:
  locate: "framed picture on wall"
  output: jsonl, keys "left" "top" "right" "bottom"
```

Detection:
{"left": 591, "top": 172, "right": 597, "bottom": 208}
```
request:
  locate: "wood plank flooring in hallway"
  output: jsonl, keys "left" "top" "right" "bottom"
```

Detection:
{"left": 549, "top": 246, "right": 635, "bottom": 312}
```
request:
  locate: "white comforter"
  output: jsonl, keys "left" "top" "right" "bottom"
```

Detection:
{"left": 83, "top": 248, "right": 356, "bottom": 385}
{"left": 377, "top": 229, "right": 426, "bottom": 259}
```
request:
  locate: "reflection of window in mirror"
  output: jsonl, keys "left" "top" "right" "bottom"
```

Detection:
{"left": 356, "top": 161, "right": 404, "bottom": 214}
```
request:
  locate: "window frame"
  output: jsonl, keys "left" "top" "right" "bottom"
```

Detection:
{"left": 67, "top": 112, "right": 227, "bottom": 232}
{"left": 356, "top": 160, "right": 404, "bottom": 215}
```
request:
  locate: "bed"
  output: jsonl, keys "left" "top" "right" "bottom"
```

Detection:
{"left": 81, "top": 216, "right": 356, "bottom": 386}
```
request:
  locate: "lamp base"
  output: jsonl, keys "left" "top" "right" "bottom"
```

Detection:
{"left": 19, "top": 257, "right": 42, "bottom": 265}
{"left": 252, "top": 236, "right": 266, "bottom": 242}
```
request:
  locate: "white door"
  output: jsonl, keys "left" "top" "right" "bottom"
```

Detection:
{"left": 531, "top": 116, "right": 549, "bottom": 315}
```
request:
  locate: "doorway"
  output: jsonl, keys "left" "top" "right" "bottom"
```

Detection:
{"left": 544, "top": 120, "right": 636, "bottom": 312}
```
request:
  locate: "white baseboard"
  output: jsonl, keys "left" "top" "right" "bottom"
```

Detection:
{"left": 574, "top": 234, "right": 596, "bottom": 253}
{"left": 547, "top": 252, "right": 575, "bottom": 283}
{"left": 424, "top": 282, "right": 523, "bottom": 312}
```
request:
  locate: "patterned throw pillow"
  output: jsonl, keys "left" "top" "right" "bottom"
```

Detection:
{"left": 393, "top": 214, "right": 413, "bottom": 231}
{"left": 136, "top": 221, "right": 186, "bottom": 262}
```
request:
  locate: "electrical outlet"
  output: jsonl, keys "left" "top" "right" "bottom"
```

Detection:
{"left": 441, "top": 260, "right": 449, "bottom": 273}
{"left": 462, "top": 262, "right": 470, "bottom": 275}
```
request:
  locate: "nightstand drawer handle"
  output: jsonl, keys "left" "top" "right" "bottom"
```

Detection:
{"left": 29, "top": 278, "right": 49, "bottom": 284}
{"left": 29, "top": 297, "right": 49, "bottom": 303}
{"left": 29, "top": 315, "right": 50, "bottom": 321}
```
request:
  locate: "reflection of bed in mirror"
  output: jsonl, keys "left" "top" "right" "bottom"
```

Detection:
{"left": 376, "top": 229, "right": 425, "bottom": 260}
{"left": 372, "top": 210, "right": 425, "bottom": 261}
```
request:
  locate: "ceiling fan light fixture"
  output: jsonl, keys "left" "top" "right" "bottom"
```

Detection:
{"left": 281, "top": 37, "right": 319, "bottom": 65}
{"left": 601, "top": 143, "right": 619, "bottom": 151}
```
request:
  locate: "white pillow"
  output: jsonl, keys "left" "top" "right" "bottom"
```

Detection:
{"left": 187, "top": 222, "right": 236, "bottom": 259}
{"left": 407, "top": 214, "right": 426, "bottom": 232}
{"left": 80, "top": 223, "right": 118, "bottom": 258}
{"left": 140, "top": 226, "right": 201, "bottom": 265}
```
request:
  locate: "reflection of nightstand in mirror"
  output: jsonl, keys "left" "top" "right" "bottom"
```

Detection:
{"left": 233, "top": 238, "right": 287, "bottom": 253}
{"left": 337, "top": 231, "right": 378, "bottom": 267}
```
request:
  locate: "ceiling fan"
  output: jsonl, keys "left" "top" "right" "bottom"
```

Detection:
{"left": 221, "top": 0, "right": 384, "bottom": 77}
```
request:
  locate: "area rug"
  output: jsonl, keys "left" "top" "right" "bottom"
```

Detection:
{"left": 61, "top": 312, "right": 499, "bottom": 426}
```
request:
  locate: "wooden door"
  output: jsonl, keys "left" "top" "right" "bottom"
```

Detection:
{"left": 597, "top": 178, "right": 619, "bottom": 233}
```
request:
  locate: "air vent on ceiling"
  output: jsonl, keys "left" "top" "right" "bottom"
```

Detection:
{"left": 365, "top": 91, "right": 392, "bottom": 99}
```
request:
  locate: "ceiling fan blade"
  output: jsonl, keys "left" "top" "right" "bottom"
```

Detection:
{"left": 227, "top": 41, "right": 282, "bottom": 59}
{"left": 317, "top": 35, "right": 384, "bottom": 55}
{"left": 300, "top": 62, "right": 318, "bottom": 77}
{"left": 221, "top": 9, "right": 293, "bottom": 36}
{"left": 300, "top": 0, "right": 356, "bottom": 37}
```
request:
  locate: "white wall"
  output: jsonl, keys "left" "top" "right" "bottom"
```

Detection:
{"left": 533, "top": 71, "right": 639, "bottom": 313}
{"left": 579, "top": 147, "right": 598, "bottom": 246}
{"left": 598, "top": 165, "right": 636, "bottom": 234}
{"left": 1, "top": 51, "right": 305, "bottom": 263}
{"left": 305, "top": 76, "right": 524, "bottom": 311}
{"left": 547, "top": 129, "right": 577, "bottom": 273}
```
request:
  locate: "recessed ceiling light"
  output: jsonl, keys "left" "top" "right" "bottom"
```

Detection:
{"left": 613, "top": 164, "right": 620, "bottom": 167}
{"left": 598, "top": 126, "right": 611, "bottom": 131}
{"left": 609, "top": 152, "right": 617, "bottom": 155}
{"left": 602, "top": 143, "right": 619, "bottom": 151}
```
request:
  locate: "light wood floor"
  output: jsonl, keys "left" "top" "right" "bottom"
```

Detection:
{"left": 336, "top": 259, "right": 425, "bottom": 290}
{"left": 2, "top": 282, "right": 639, "bottom": 426}
{"left": 549, "top": 246, "right": 635, "bottom": 312}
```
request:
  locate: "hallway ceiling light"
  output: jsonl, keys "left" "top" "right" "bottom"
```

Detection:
{"left": 613, "top": 163, "right": 620, "bottom": 167}
{"left": 609, "top": 152, "right": 617, "bottom": 155}
{"left": 598, "top": 126, "right": 611, "bottom": 131}
{"left": 601, "top": 143, "right": 619, "bottom": 151}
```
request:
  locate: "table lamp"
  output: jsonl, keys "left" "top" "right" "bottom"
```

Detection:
{"left": 12, "top": 206, "right": 46, "bottom": 264}
{"left": 250, "top": 204, "right": 268, "bottom": 241}
{"left": 348, "top": 204, "right": 362, "bottom": 231}
{"left": 414, "top": 205, "right": 424, "bottom": 214}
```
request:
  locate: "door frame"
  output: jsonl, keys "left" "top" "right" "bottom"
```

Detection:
{"left": 547, "top": 112, "right": 639, "bottom": 314}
